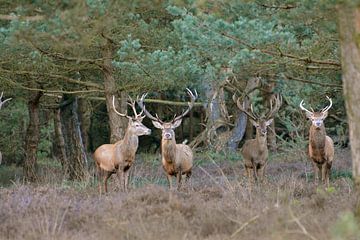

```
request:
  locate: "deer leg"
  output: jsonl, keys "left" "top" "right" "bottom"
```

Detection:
{"left": 104, "top": 171, "right": 112, "bottom": 193}
{"left": 96, "top": 164, "right": 102, "bottom": 194}
{"left": 124, "top": 170, "right": 130, "bottom": 193}
{"left": 117, "top": 170, "right": 125, "bottom": 192}
{"left": 185, "top": 171, "right": 192, "bottom": 189}
{"left": 257, "top": 165, "right": 265, "bottom": 184}
{"left": 252, "top": 162, "right": 258, "bottom": 182}
{"left": 176, "top": 172, "right": 182, "bottom": 191}
{"left": 312, "top": 161, "right": 319, "bottom": 184}
{"left": 245, "top": 166, "right": 253, "bottom": 187}
{"left": 166, "top": 174, "right": 173, "bottom": 190}
{"left": 324, "top": 162, "right": 332, "bottom": 188}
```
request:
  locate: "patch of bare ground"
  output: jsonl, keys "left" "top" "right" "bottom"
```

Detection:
{"left": 0, "top": 147, "right": 357, "bottom": 240}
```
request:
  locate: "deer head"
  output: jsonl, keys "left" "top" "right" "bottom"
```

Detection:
{"left": 0, "top": 92, "right": 12, "bottom": 110}
{"left": 137, "top": 88, "right": 198, "bottom": 141}
{"left": 233, "top": 94, "right": 282, "bottom": 137}
{"left": 299, "top": 96, "right": 332, "bottom": 129}
{"left": 112, "top": 95, "right": 151, "bottom": 136}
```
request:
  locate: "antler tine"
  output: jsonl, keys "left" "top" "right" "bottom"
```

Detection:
{"left": 126, "top": 95, "right": 139, "bottom": 119}
{"left": 266, "top": 94, "right": 282, "bottom": 119}
{"left": 136, "top": 93, "right": 164, "bottom": 123}
{"left": 173, "top": 88, "right": 198, "bottom": 122}
{"left": 321, "top": 96, "right": 333, "bottom": 113}
{"left": 0, "top": 92, "right": 12, "bottom": 109}
{"left": 112, "top": 95, "right": 131, "bottom": 119}
{"left": 250, "top": 104, "right": 261, "bottom": 119}
{"left": 232, "top": 94, "right": 257, "bottom": 120}
{"left": 299, "top": 99, "right": 313, "bottom": 115}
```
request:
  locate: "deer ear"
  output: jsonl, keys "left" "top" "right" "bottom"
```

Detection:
{"left": 249, "top": 119, "right": 259, "bottom": 128}
{"left": 172, "top": 119, "right": 182, "bottom": 129}
{"left": 265, "top": 119, "right": 273, "bottom": 126}
{"left": 305, "top": 112, "right": 313, "bottom": 119}
{"left": 322, "top": 111, "right": 328, "bottom": 119}
{"left": 152, "top": 121, "right": 163, "bottom": 129}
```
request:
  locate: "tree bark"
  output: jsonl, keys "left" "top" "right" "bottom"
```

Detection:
{"left": 60, "top": 95, "right": 88, "bottom": 181}
{"left": 228, "top": 77, "right": 260, "bottom": 150}
{"left": 23, "top": 91, "right": 43, "bottom": 182}
{"left": 102, "top": 38, "right": 127, "bottom": 143}
{"left": 78, "top": 98, "right": 91, "bottom": 152}
{"left": 53, "top": 108, "right": 67, "bottom": 174}
{"left": 338, "top": 4, "right": 360, "bottom": 216}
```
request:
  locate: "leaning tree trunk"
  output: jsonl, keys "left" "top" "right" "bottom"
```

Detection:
{"left": 338, "top": 4, "right": 360, "bottom": 216}
{"left": 227, "top": 77, "right": 260, "bottom": 150}
{"left": 60, "top": 95, "right": 88, "bottom": 181}
{"left": 102, "top": 38, "right": 127, "bottom": 143}
{"left": 23, "top": 91, "right": 43, "bottom": 182}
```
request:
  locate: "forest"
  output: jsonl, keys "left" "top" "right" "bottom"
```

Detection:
{"left": 0, "top": 0, "right": 360, "bottom": 239}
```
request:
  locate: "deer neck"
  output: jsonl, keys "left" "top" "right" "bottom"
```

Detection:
{"left": 256, "top": 133, "right": 267, "bottom": 150}
{"left": 309, "top": 125, "right": 326, "bottom": 149}
{"left": 162, "top": 138, "right": 176, "bottom": 163}
{"left": 122, "top": 129, "right": 139, "bottom": 154}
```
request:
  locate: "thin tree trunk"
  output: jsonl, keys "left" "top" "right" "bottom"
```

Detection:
{"left": 78, "top": 98, "right": 91, "bottom": 152}
{"left": 60, "top": 95, "right": 88, "bottom": 181}
{"left": 338, "top": 4, "right": 360, "bottom": 216}
{"left": 23, "top": 91, "right": 43, "bottom": 182}
{"left": 53, "top": 108, "right": 67, "bottom": 174}
{"left": 102, "top": 38, "right": 127, "bottom": 143}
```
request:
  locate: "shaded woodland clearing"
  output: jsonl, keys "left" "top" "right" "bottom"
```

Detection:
{"left": 0, "top": 146, "right": 357, "bottom": 240}
{"left": 1, "top": 1, "right": 360, "bottom": 239}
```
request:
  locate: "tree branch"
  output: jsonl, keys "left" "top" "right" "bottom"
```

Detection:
{"left": 281, "top": 74, "right": 342, "bottom": 88}
{"left": 1, "top": 68, "right": 103, "bottom": 89}
{"left": 0, "top": 14, "right": 45, "bottom": 21}
{"left": 220, "top": 32, "right": 341, "bottom": 67}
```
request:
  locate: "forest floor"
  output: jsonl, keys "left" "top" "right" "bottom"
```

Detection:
{"left": 0, "top": 147, "right": 359, "bottom": 240}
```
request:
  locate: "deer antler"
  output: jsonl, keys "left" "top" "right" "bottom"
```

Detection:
{"left": 299, "top": 99, "right": 314, "bottom": 115}
{"left": 232, "top": 94, "right": 258, "bottom": 120}
{"left": 173, "top": 88, "right": 198, "bottom": 123}
{"left": 0, "top": 92, "right": 12, "bottom": 109}
{"left": 321, "top": 96, "right": 332, "bottom": 113}
{"left": 265, "top": 94, "right": 282, "bottom": 119}
{"left": 137, "top": 93, "right": 164, "bottom": 123}
{"left": 112, "top": 95, "right": 145, "bottom": 121}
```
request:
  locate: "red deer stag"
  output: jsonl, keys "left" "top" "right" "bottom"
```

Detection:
{"left": 300, "top": 96, "right": 334, "bottom": 187}
{"left": 137, "top": 89, "right": 197, "bottom": 190}
{"left": 0, "top": 91, "right": 11, "bottom": 165}
{"left": 234, "top": 94, "right": 282, "bottom": 184}
{"left": 93, "top": 96, "right": 151, "bottom": 193}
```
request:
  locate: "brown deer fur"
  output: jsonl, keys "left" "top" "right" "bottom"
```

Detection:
{"left": 138, "top": 89, "right": 197, "bottom": 190}
{"left": 300, "top": 97, "right": 334, "bottom": 187}
{"left": 234, "top": 94, "right": 282, "bottom": 184}
{"left": 154, "top": 121, "right": 193, "bottom": 190}
{"left": 93, "top": 96, "right": 150, "bottom": 193}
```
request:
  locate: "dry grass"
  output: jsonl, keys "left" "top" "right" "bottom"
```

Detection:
{"left": 0, "top": 147, "right": 358, "bottom": 240}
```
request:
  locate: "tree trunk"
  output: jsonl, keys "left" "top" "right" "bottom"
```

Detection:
{"left": 102, "top": 38, "right": 127, "bottom": 143}
{"left": 78, "top": 98, "right": 91, "bottom": 152}
{"left": 53, "top": 108, "right": 67, "bottom": 174}
{"left": 228, "top": 77, "right": 260, "bottom": 150}
{"left": 60, "top": 95, "right": 88, "bottom": 181}
{"left": 338, "top": 5, "right": 360, "bottom": 216}
{"left": 23, "top": 91, "right": 43, "bottom": 182}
